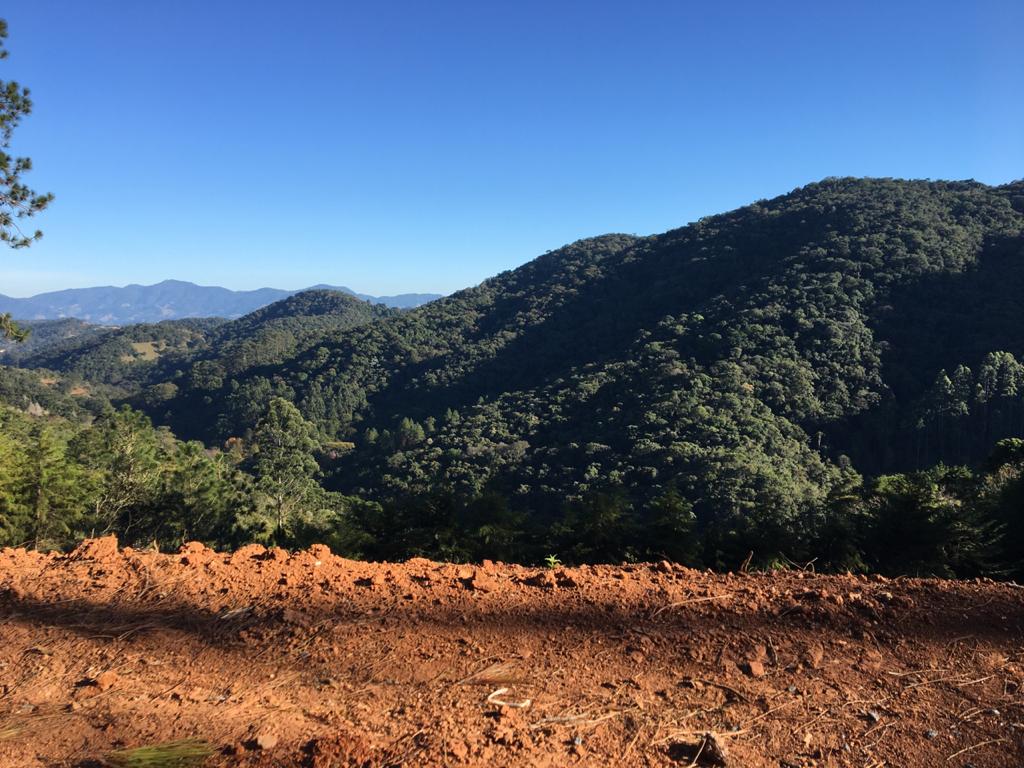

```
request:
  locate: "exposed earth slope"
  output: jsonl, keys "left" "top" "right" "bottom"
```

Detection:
{"left": 0, "top": 539, "right": 1021, "bottom": 767}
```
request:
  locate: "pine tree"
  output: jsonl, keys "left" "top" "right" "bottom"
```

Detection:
{"left": 23, "top": 422, "right": 87, "bottom": 549}
{"left": 245, "top": 398, "right": 321, "bottom": 543}
{"left": 70, "top": 407, "right": 163, "bottom": 538}
{"left": 0, "top": 20, "right": 51, "bottom": 343}
{"left": 644, "top": 486, "right": 699, "bottom": 565}
{"left": 0, "top": 406, "right": 31, "bottom": 544}
{"left": 0, "top": 19, "right": 52, "bottom": 249}
{"left": 1, "top": 313, "right": 27, "bottom": 341}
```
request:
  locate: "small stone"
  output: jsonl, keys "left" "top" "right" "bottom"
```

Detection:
{"left": 866, "top": 710, "right": 881, "bottom": 723}
{"left": 93, "top": 671, "right": 119, "bottom": 692}
{"left": 524, "top": 571, "right": 557, "bottom": 589}
{"left": 925, "top": 729, "right": 939, "bottom": 740}
{"left": 857, "top": 647, "right": 884, "bottom": 673}
{"left": 448, "top": 740, "right": 469, "bottom": 760}
{"left": 467, "top": 573, "right": 496, "bottom": 592}
{"left": 744, "top": 660, "right": 765, "bottom": 678}
{"left": 71, "top": 536, "right": 119, "bottom": 562}
{"left": 230, "top": 544, "right": 266, "bottom": 565}
{"left": 804, "top": 643, "right": 825, "bottom": 669}
{"left": 308, "top": 543, "right": 331, "bottom": 562}
{"left": 254, "top": 731, "right": 278, "bottom": 750}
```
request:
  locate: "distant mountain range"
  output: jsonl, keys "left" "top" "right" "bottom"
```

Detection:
{"left": 0, "top": 279, "right": 442, "bottom": 323}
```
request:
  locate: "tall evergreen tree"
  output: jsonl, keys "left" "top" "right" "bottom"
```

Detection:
{"left": 0, "top": 19, "right": 52, "bottom": 249}
{"left": 23, "top": 421, "right": 86, "bottom": 549}
{"left": 244, "top": 397, "right": 322, "bottom": 542}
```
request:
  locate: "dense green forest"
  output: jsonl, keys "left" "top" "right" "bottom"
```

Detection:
{"left": 5, "top": 291, "right": 392, "bottom": 391}
{"left": 3, "top": 178, "right": 1024, "bottom": 577}
{"left": 0, "top": 318, "right": 105, "bottom": 362}
{"left": 6, "top": 318, "right": 224, "bottom": 389}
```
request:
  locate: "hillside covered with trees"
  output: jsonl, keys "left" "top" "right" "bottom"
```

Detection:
{"left": 3, "top": 291, "right": 392, "bottom": 394}
{"left": 3, "top": 178, "right": 1024, "bottom": 577}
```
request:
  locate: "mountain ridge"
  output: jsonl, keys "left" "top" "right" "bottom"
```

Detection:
{"left": 139, "top": 178, "right": 1024, "bottom": 525}
{"left": 0, "top": 279, "right": 442, "bottom": 323}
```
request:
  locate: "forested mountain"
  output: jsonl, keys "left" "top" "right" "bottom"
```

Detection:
{"left": 150, "top": 179, "right": 1024, "bottom": 506}
{"left": 0, "top": 318, "right": 104, "bottom": 362}
{"left": 4, "top": 318, "right": 225, "bottom": 389}
{"left": 4, "top": 177, "right": 1024, "bottom": 575}
{"left": 135, "top": 290, "right": 397, "bottom": 419}
{"left": 0, "top": 279, "right": 441, "bottom": 323}
{"left": 3, "top": 290, "right": 391, "bottom": 393}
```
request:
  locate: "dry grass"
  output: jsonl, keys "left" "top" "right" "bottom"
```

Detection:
{"left": 129, "top": 341, "right": 163, "bottom": 361}
{"left": 104, "top": 738, "right": 213, "bottom": 767}
{"left": 456, "top": 659, "right": 529, "bottom": 687}
{"left": 0, "top": 705, "right": 75, "bottom": 743}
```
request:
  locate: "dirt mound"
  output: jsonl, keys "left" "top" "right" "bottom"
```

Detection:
{"left": 0, "top": 538, "right": 1022, "bottom": 767}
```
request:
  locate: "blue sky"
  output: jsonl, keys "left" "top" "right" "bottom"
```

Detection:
{"left": 3, "top": 0, "right": 1022, "bottom": 297}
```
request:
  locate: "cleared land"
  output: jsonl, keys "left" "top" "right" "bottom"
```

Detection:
{"left": 0, "top": 539, "right": 1021, "bottom": 767}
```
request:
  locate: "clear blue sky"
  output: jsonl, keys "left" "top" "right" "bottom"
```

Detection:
{"left": 3, "top": 0, "right": 1022, "bottom": 297}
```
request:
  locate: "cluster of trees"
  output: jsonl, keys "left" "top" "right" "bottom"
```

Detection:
{"left": 914, "top": 352, "right": 1024, "bottom": 466}
{"left": 5, "top": 291, "right": 393, "bottom": 394}
{"left": 0, "top": 403, "right": 237, "bottom": 550}
{"left": 0, "top": 397, "right": 376, "bottom": 554}
{"left": 6, "top": 318, "right": 222, "bottom": 389}
{"left": 341, "top": 440, "right": 1024, "bottom": 581}
{"left": 2, "top": 392, "right": 1022, "bottom": 580}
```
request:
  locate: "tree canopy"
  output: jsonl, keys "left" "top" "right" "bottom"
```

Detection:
{"left": 0, "top": 19, "right": 51, "bottom": 344}
{"left": 0, "top": 19, "right": 51, "bottom": 248}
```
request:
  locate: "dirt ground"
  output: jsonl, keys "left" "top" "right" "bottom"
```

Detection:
{"left": 0, "top": 537, "right": 1021, "bottom": 767}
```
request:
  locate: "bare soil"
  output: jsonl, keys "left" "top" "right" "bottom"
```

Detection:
{"left": 0, "top": 537, "right": 1022, "bottom": 767}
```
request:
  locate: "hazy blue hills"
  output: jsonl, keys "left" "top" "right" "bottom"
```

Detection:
{"left": 0, "top": 279, "right": 442, "bottom": 323}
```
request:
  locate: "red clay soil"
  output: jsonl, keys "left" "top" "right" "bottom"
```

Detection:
{"left": 0, "top": 538, "right": 1022, "bottom": 767}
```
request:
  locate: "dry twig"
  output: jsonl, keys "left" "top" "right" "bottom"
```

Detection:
{"left": 946, "top": 738, "right": 1008, "bottom": 761}
{"left": 652, "top": 593, "right": 734, "bottom": 618}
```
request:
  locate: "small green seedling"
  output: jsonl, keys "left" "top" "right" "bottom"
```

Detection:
{"left": 544, "top": 554, "right": 562, "bottom": 569}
